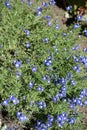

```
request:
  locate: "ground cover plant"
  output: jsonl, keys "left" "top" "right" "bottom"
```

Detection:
{"left": 0, "top": 0, "right": 87, "bottom": 130}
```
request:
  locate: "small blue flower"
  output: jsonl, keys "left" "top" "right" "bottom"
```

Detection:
{"left": 39, "top": 123, "right": 47, "bottom": 130}
{"left": 44, "top": 15, "right": 50, "bottom": 20}
{"left": 83, "top": 48, "right": 87, "bottom": 52}
{"left": 67, "top": 117, "right": 75, "bottom": 124}
{"left": 2, "top": 100, "right": 9, "bottom": 106}
{"left": 36, "top": 120, "right": 42, "bottom": 127}
{"left": 16, "top": 112, "right": 22, "bottom": 117}
{"left": 38, "top": 101, "right": 46, "bottom": 109}
{"left": 44, "top": 59, "right": 52, "bottom": 66}
{"left": 69, "top": 103, "right": 76, "bottom": 110}
{"left": 73, "top": 23, "right": 80, "bottom": 29}
{"left": 47, "top": 115, "right": 54, "bottom": 122}
{"left": 36, "top": 7, "right": 42, "bottom": 12}
{"left": 28, "top": 82, "right": 34, "bottom": 89}
{"left": 13, "top": 60, "right": 22, "bottom": 68}
{"left": 12, "top": 98, "right": 19, "bottom": 105}
{"left": 4, "top": 1, "right": 12, "bottom": 9}
{"left": 49, "top": 0, "right": 56, "bottom": 6}
{"left": 42, "top": 2, "right": 48, "bottom": 7}
{"left": 71, "top": 80, "right": 76, "bottom": 86}
{"left": 9, "top": 96, "right": 19, "bottom": 105}
{"left": 46, "top": 121, "right": 52, "bottom": 128}
{"left": 42, "top": 76, "right": 47, "bottom": 80}
{"left": 16, "top": 112, "right": 27, "bottom": 122}
{"left": 19, "top": 115, "right": 27, "bottom": 122}
{"left": 37, "top": 86, "right": 44, "bottom": 92}
{"left": 83, "top": 29, "right": 87, "bottom": 37}
{"left": 52, "top": 96, "right": 58, "bottom": 103}
{"left": 24, "top": 29, "right": 30, "bottom": 36}
{"left": 80, "top": 89, "right": 87, "bottom": 97}
{"left": 25, "top": 42, "right": 30, "bottom": 48}
{"left": 76, "top": 98, "right": 83, "bottom": 106}
{"left": 47, "top": 20, "right": 51, "bottom": 26}
{"left": 32, "top": 66, "right": 37, "bottom": 72}
{"left": 84, "top": 100, "right": 87, "bottom": 106}
{"left": 59, "top": 78, "right": 66, "bottom": 85}
{"left": 66, "top": 5, "right": 72, "bottom": 11}
{"left": 73, "top": 65, "right": 80, "bottom": 73}
{"left": 76, "top": 15, "right": 82, "bottom": 21}
{"left": 35, "top": 7, "right": 42, "bottom": 16}
{"left": 43, "top": 38, "right": 48, "bottom": 43}
{"left": 72, "top": 45, "right": 79, "bottom": 50}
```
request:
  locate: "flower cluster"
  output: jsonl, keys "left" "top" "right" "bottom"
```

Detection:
{"left": 2, "top": 95, "right": 19, "bottom": 106}
{"left": 16, "top": 112, "right": 27, "bottom": 122}
{"left": 13, "top": 60, "right": 22, "bottom": 68}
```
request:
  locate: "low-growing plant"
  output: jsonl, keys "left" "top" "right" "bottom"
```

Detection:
{"left": 0, "top": 0, "right": 87, "bottom": 130}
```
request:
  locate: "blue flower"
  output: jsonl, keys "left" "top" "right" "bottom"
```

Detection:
{"left": 4, "top": 1, "right": 12, "bottom": 9}
{"left": 49, "top": 0, "right": 56, "bottom": 6}
{"left": 83, "top": 48, "right": 87, "bottom": 52}
{"left": 73, "top": 65, "right": 80, "bottom": 73}
{"left": 16, "top": 112, "right": 22, "bottom": 117}
{"left": 73, "top": 23, "right": 80, "bottom": 29}
{"left": 42, "top": 2, "right": 48, "bottom": 7}
{"left": 12, "top": 97, "right": 19, "bottom": 105}
{"left": 9, "top": 96, "right": 19, "bottom": 105}
{"left": 42, "top": 75, "right": 47, "bottom": 81}
{"left": 32, "top": 66, "right": 37, "bottom": 72}
{"left": 69, "top": 103, "right": 76, "bottom": 110}
{"left": 2, "top": 100, "right": 9, "bottom": 106}
{"left": 56, "top": 112, "right": 67, "bottom": 125}
{"left": 44, "top": 15, "right": 50, "bottom": 20}
{"left": 28, "top": 82, "right": 34, "bottom": 89}
{"left": 76, "top": 15, "right": 82, "bottom": 21}
{"left": 80, "top": 89, "right": 87, "bottom": 97}
{"left": 36, "top": 7, "right": 42, "bottom": 12}
{"left": 67, "top": 117, "right": 75, "bottom": 124}
{"left": 39, "top": 124, "right": 47, "bottom": 130}
{"left": 71, "top": 80, "right": 76, "bottom": 86}
{"left": 19, "top": 115, "right": 27, "bottom": 122}
{"left": 47, "top": 115, "right": 54, "bottom": 122}
{"left": 38, "top": 101, "right": 46, "bottom": 109}
{"left": 46, "top": 121, "right": 52, "bottom": 128}
{"left": 44, "top": 59, "right": 52, "bottom": 66}
{"left": 66, "top": 6, "right": 72, "bottom": 11}
{"left": 16, "top": 112, "right": 27, "bottom": 122}
{"left": 35, "top": 7, "right": 42, "bottom": 16}
{"left": 37, "top": 86, "right": 44, "bottom": 92}
{"left": 43, "top": 38, "right": 48, "bottom": 43}
{"left": 47, "top": 20, "right": 51, "bottom": 26}
{"left": 76, "top": 98, "right": 83, "bottom": 106}
{"left": 13, "top": 60, "right": 22, "bottom": 68}
{"left": 52, "top": 96, "right": 58, "bottom": 103}
{"left": 25, "top": 42, "right": 30, "bottom": 48}
{"left": 84, "top": 100, "right": 87, "bottom": 106}
{"left": 24, "top": 29, "right": 30, "bottom": 36}
{"left": 83, "top": 29, "right": 87, "bottom": 37}
{"left": 36, "top": 11, "right": 42, "bottom": 16}
{"left": 72, "top": 45, "right": 79, "bottom": 50}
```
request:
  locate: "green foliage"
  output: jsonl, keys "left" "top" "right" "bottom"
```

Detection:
{"left": 0, "top": 0, "right": 87, "bottom": 130}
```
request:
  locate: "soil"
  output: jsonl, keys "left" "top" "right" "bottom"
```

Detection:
{"left": 0, "top": 0, "right": 87, "bottom": 130}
